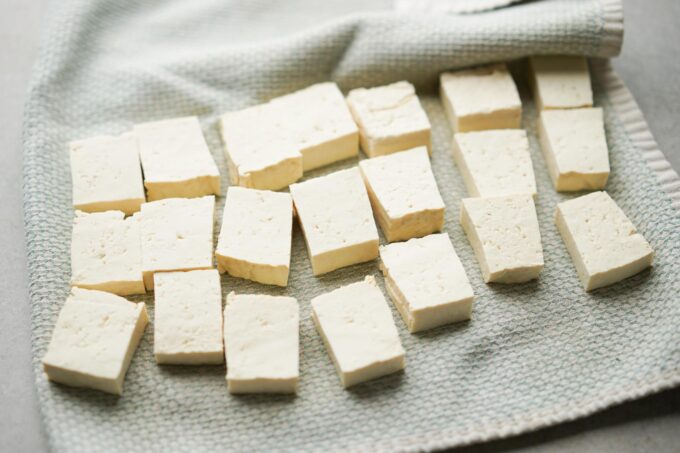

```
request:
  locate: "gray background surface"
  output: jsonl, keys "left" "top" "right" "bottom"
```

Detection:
{"left": 1, "top": 1, "right": 678, "bottom": 452}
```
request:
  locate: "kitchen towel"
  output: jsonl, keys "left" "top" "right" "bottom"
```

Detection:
{"left": 25, "top": 0, "right": 680, "bottom": 451}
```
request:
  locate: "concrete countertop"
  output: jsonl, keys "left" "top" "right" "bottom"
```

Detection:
{"left": 1, "top": 1, "right": 678, "bottom": 451}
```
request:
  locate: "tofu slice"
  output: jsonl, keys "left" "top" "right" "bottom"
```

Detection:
{"left": 538, "top": 107, "right": 610, "bottom": 191}
{"left": 270, "top": 82, "right": 359, "bottom": 171}
{"left": 290, "top": 168, "right": 379, "bottom": 275}
{"left": 215, "top": 187, "right": 293, "bottom": 286}
{"left": 311, "top": 276, "right": 405, "bottom": 388}
{"left": 42, "top": 288, "right": 148, "bottom": 395}
{"left": 452, "top": 129, "right": 537, "bottom": 198}
{"left": 440, "top": 63, "right": 522, "bottom": 133}
{"left": 347, "top": 81, "right": 431, "bottom": 157}
{"left": 359, "top": 147, "right": 445, "bottom": 242}
{"left": 153, "top": 269, "right": 223, "bottom": 365}
{"left": 139, "top": 196, "right": 215, "bottom": 290}
{"left": 71, "top": 210, "right": 145, "bottom": 296}
{"left": 134, "top": 116, "right": 221, "bottom": 201}
{"left": 460, "top": 194, "right": 544, "bottom": 283}
{"left": 224, "top": 293, "right": 299, "bottom": 394}
{"left": 555, "top": 191, "right": 654, "bottom": 291}
{"left": 69, "top": 133, "right": 145, "bottom": 215}
{"left": 529, "top": 56, "right": 593, "bottom": 111}
{"left": 380, "top": 234, "right": 474, "bottom": 333}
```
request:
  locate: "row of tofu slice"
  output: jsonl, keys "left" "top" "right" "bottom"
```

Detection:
{"left": 47, "top": 55, "right": 654, "bottom": 396}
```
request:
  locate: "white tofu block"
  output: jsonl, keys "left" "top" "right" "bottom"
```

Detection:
{"left": 153, "top": 269, "right": 224, "bottom": 365}
{"left": 538, "top": 107, "right": 610, "bottom": 192}
{"left": 69, "top": 133, "right": 145, "bottom": 215}
{"left": 529, "top": 56, "right": 593, "bottom": 111}
{"left": 347, "top": 81, "right": 431, "bottom": 157}
{"left": 359, "top": 147, "right": 445, "bottom": 242}
{"left": 224, "top": 293, "right": 299, "bottom": 394}
{"left": 135, "top": 116, "right": 221, "bottom": 201}
{"left": 460, "top": 194, "right": 544, "bottom": 283}
{"left": 215, "top": 187, "right": 293, "bottom": 286}
{"left": 42, "top": 288, "right": 148, "bottom": 395}
{"left": 440, "top": 64, "right": 522, "bottom": 133}
{"left": 311, "top": 276, "right": 405, "bottom": 388}
{"left": 290, "top": 168, "right": 379, "bottom": 275}
{"left": 139, "top": 196, "right": 215, "bottom": 289}
{"left": 380, "top": 233, "right": 474, "bottom": 333}
{"left": 270, "top": 82, "right": 359, "bottom": 171}
{"left": 452, "top": 129, "right": 537, "bottom": 198}
{"left": 555, "top": 191, "right": 654, "bottom": 291}
{"left": 219, "top": 103, "right": 303, "bottom": 190}
{"left": 71, "top": 210, "right": 145, "bottom": 296}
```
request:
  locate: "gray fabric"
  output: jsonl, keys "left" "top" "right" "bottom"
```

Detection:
{"left": 24, "top": 0, "right": 680, "bottom": 451}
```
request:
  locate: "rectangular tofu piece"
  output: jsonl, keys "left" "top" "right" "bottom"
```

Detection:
{"left": 452, "top": 129, "right": 537, "bottom": 198}
{"left": 71, "top": 210, "right": 145, "bottom": 296}
{"left": 224, "top": 293, "right": 299, "bottom": 393}
{"left": 153, "top": 269, "right": 223, "bottom": 365}
{"left": 270, "top": 82, "right": 359, "bottom": 171}
{"left": 440, "top": 64, "right": 522, "bottom": 132}
{"left": 311, "top": 276, "right": 405, "bottom": 388}
{"left": 460, "top": 194, "right": 544, "bottom": 283}
{"left": 555, "top": 191, "right": 654, "bottom": 291}
{"left": 215, "top": 187, "right": 293, "bottom": 286}
{"left": 42, "top": 288, "right": 148, "bottom": 395}
{"left": 290, "top": 168, "right": 379, "bottom": 275}
{"left": 380, "top": 233, "right": 474, "bottom": 332}
{"left": 135, "top": 117, "right": 221, "bottom": 201}
{"left": 529, "top": 56, "right": 593, "bottom": 110}
{"left": 219, "top": 103, "right": 303, "bottom": 190}
{"left": 347, "top": 81, "right": 431, "bottom": 157}
{"left": 139, "top": 196, "right": 215, "bottom": 289}
{"left": 538, "top": 107, "right": 610, "bottom": 191}
{"left": 69, "top": 133, "right": 145, "bottom": 215}
{"left": 359, "top": 147, "right": 445, "bottom": 242}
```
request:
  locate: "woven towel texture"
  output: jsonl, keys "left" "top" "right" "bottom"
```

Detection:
{"left": 24, "top": 0, "right": 680, "bottom": 452}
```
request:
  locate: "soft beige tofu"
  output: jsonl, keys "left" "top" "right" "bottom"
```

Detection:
{"left": 224, "top": 293, "right": 299, "bottom": 394}
{"left": 380, "top": 233, "right": 474, "bottom": 333}
{"left": 440, "top": 64, "right": 522, "bottom": 133}
{"left": 460, "top": 194, "right": 544, "bottom": 283}
{"left": 347, "top": 81, "right": 431, "bottom": 157}
{"left": 69, "top": 133, "right": 145, "bottom": 215}
{"left": 529, "top": 56, "right": 593, "bottom": 111}
{"left": 359, "top": 147, "right": 445, "bottom": 242}
{"left": 71, "top": 210, "right": 145, "bottom": 296}
{"left": 555, "top": 191, "right": 654, "bottom": 291}
{"left": 311, "top": 276, "right": 405, "bottom": 388}
{"left": 42, "top": 288, "right": 148, "bottom": 395}
{"left": 134, "top": 116, "right": 221, "bottom": 201}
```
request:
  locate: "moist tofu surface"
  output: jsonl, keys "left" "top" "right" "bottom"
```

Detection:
{"left": 153, "top": 269, "right": 224, "bottom": 365}
{"left": 439, "top": 63, "right": 522, "bottom": 132}
{"left": 453, "top": 129, "right": 537, "bottom": 198}
{"left": 359, "top": 147, "right": 445, "bottom": 242}
{"left": 215, "top": 187, "right": 293, "bottom": 286}
{"left": 69, "top": 133, "right": 145, "bottom": 215}
{"left": 311, "top": 276, "right": 405, "bottom": 388}
{"left": 134, "top": 116, "right": 221, "bottom": 200}
{"left": 529, "top": 56, "right": 593, "bottom": 110}
{"left": 347, "top": 81, "right": 431, "bottom": 157}
{"left": 555, "top": 191, "right": 654, "bottom": 291}
{"left": 42, "top": 288, "right": 148, "bottom": 395}
{"left": 290, "top": 168, "right": 379, "bottom": 275}
{"left": 380, "top": 233, "right": 474, "bottom": 332}
{"left": 139, "top": 196, "right": 215, "bottom": 289}
{"left": 71, "top": 210, "right": 145, "bottom": 296}
{"left": 460, "top": 194, "right": 544, "bottom": 283}
{"left": 538, "top": 107, "right": 610, "bottom": 191}
{"left": 224, "top": 293, "right": 299, "bottom": 393}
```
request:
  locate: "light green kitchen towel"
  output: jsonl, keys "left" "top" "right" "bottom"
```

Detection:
{"left": 25, "top": 0, "right": 680, "bottom": 451}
